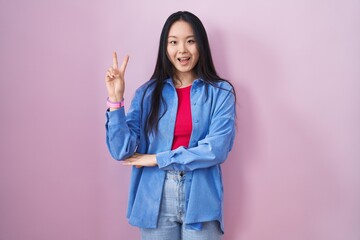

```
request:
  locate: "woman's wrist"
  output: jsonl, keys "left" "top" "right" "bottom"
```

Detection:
{"left": 108, "top": 95, "right": 123, "bottom": 103}
{"left": 107, "top": 97, "right": 124, "bottom": 109}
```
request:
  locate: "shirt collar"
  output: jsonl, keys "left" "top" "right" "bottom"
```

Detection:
{"left": 165, "top": 77, "right": 204, "bottom": 86}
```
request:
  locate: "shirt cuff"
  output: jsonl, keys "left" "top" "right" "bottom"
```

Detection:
{"left": 106, "top": 107, "right": 126, "bottom": 126}
{"left": 156, "top": 150, "right": 173, "bottom": 170}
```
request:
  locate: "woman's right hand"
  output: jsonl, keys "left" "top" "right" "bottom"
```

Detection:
{"left": 105, "top": 52, "right": 129, "bottom": 102}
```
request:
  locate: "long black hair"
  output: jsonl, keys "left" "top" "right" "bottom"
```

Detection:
{"left": 143, "top": 11, "right": 236, "bottom": 134}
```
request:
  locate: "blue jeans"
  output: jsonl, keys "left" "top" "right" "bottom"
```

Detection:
{"left": 140, "top": 171, "right": 223, "bottom": 240}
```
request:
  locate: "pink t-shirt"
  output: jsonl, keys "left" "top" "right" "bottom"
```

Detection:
{"left": 171, "top": 85, "right": 193, "bottom": 150}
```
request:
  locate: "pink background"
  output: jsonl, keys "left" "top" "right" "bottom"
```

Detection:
{"left": 1, "top": 0, "right": 359, "bottom": 239}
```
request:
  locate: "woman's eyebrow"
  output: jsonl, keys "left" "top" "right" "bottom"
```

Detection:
{"left": 168, "top": 35, "right": 195, "bottom": 38}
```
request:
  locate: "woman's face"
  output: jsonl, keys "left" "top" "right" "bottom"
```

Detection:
{"left": 166, "top": 20, "right": 199, "bottom": 78}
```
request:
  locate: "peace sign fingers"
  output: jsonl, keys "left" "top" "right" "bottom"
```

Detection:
{"left": 112, "top": 52, "right": 129, "bottom": 77}
{"left": 105, "top": 51, "right": 129, "bottom": 103}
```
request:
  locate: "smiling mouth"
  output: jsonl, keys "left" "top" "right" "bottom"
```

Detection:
{"left": 178, "top": 57, "right": 190, "bottom": 63}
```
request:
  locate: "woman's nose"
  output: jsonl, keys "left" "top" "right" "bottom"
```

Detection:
{"left": 178, "top": 43, "right": 187, "bottom": 53}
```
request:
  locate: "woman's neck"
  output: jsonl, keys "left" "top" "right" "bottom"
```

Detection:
{"left": 173, "top": 71, "right": 197, "bottom": 88}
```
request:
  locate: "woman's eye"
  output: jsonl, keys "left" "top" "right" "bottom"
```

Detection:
{"left": 169, "top": 41, "right": 176, "bottom": 45}
{"left": 188, "top": 39, "right": 196, "bottom": 44}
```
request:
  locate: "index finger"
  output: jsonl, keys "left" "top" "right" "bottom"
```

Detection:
{"left": 112, "top": 51, "right": 118, "bottom": 69}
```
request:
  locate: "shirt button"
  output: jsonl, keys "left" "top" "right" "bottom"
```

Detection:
{"left": 193, "top": 102, "right": 196, "bottom": 106}
{"left": 195, "top": 120, "right": 199, "bottom": 123}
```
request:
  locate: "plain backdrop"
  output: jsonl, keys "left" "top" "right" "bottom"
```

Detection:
{"left": 0, "top": 0, "right": 359, "bottom": 239}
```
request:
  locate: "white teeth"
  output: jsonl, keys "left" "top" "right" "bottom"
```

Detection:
{"left": 178, "top": 57, "right": 190, "bottom": 61}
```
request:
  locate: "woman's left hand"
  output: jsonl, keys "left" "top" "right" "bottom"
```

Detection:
{"left": 123, "top": 153, "right": 158, "bottom": 168}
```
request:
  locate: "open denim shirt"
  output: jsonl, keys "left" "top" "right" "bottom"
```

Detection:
{"left": 105, "top": 78, "right": 236, "bottom": 232}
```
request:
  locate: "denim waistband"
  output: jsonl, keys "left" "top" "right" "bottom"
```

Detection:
{"left": 166, "top": 170, "right": 186, "bottom": 179}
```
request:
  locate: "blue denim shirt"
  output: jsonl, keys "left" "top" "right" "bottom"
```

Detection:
{"left": 105, "top": 78, "right": 236, "bottom": 232}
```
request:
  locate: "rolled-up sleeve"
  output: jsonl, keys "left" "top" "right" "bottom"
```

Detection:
{"left": 105, "top": 89, "right": 143, "bottom": 160}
